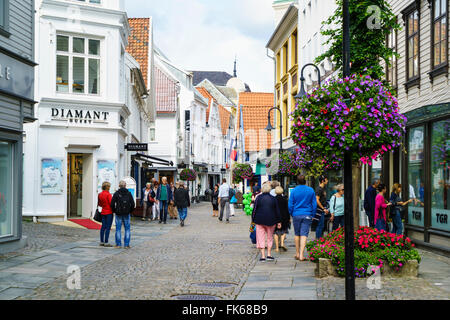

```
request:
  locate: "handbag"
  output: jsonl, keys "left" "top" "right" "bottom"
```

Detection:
{"left": 93, "top": 195, "right": 102, "bottom": 222}
{"left": 230, "top": 195, "right": 237, "bottom": 204}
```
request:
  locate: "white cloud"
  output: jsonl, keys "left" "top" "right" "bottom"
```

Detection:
{"left": 125, "top": 0, "right": 275, "bottom": 92}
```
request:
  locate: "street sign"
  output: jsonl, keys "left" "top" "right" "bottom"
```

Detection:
{"left": 125, "top": 143, "right": 148, "bottom": 151}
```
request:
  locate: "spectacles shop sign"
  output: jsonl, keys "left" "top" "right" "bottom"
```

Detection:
{"left": 51, "top": 108, "right": 110, "bottom": 124}
{"left": 0, "top": 52, "right": 34, "bottom": 101}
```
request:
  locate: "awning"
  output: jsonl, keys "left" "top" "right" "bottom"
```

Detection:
{"left": 255, "top": 161, "right": 267, "bottom": 176}
{"left": 132, "top": 153, "right": 174, "bottom": 167}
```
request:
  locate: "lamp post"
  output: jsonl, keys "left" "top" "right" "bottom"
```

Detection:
{"left": 343, "top": 0, "right": 355, "bottom": 301}
{"left": 265, "top": 107, "right": 283, "bottom": 152}
{"left": 294, "top": 63, "right": 322, "bottom": 100}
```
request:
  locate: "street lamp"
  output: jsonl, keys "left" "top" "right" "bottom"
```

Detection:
{"left": 294, "top": 63, "right": 322, "bottom": 100}
{"left": 265, "top": 107, "right": 283, "bottom": 152}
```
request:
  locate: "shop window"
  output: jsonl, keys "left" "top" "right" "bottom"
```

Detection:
{"left": 408, "top": 126, "right": 425, "bottom": 227}
{"left": 56, "top": 35, "right": 100, "bottom": 94}
{"left": 431, "top": 120, "right": 450, "bottom": 231}
{"left": 0, "top": 141, "right": 13, "bottom": 237}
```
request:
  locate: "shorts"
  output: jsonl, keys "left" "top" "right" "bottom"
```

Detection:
{"left": 293, "top": 215, "right": 312, "bottom": 237}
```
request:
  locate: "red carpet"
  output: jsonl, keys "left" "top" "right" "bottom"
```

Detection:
{"left": 69, "top": 219, "right": 102, "bottom": 230}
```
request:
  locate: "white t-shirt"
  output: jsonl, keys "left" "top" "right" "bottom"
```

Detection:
{"left": 218, "top": 183, "right": 230, "bottom": 198}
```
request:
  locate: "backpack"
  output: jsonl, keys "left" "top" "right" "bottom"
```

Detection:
{"left": 116, "top": 192, "right": 131, "bottom": 215}
{"left": 229, "top": 187, "right": 235, "bottom": 198}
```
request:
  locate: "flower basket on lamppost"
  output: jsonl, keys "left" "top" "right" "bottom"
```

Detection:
{"left": 179, "top": 168, "right": 197, "bottom": 196}
{"left": 232, "top": 163, "right": 254, "bottom": 185}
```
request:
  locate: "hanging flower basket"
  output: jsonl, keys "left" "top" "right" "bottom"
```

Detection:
{"left": 290, "top": 71, "right": 407, "bottom": 177}
{"left": 232, "top": 164, "right": 253, "bottom": 184}
{"left": 179, "top": 168, "right": 197, "bottom": 181}
{"left": 265, "top": 150, "right": 304, "bottom": 177}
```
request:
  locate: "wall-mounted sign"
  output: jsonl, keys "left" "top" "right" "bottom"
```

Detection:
{"left": 0, "top": 52, "right": 34, "bottom": 101}
{"left": 97, "top": 160, "right": 116, "bottom": 193}
{"left": 41, "top": 158, "right": 64, "bottom": 194}
{"left": 431, "top": 208, "right": 450, "bottom": 232}
{"left": 125, "top": 143, "right": 148, "bottom": 151}
{"left": 51, "top": 108, "right": 110, "bottom": 124}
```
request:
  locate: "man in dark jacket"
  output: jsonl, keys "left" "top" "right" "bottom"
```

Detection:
{"left": 156, "top": 177, "right": 173, "bottom": 224}
{"left": 111, "top": 180, "right": 135, "bottom": 248}
{"left": 364, "top": 179, "right": 380, "bottom": 228}
{"left": 174, "top": 182, "right": 190, "bottom": 227}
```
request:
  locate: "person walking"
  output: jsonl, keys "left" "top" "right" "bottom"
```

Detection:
{"left": 229, "top": 184, "right": 237, "bottom": 216}
{"left": 252, "top": 183, "right": 282, "bottom": 262}
{"left": 168, "top": 182, "right": 178, "bottom": 220}
{"left": 111, "top": 180, "right": 135, "bottom": 249}
{"left": 274, "top": 186, "right": 290, "bottom": 253}
{"left": 156, "top": 177, "right": 173, "bottom": 224}
{"left": 141, "top": 183, "right": 154, "bottom": 221}
{"left": 174, "top": 181, "right": 190, "bottom": 227}
{"left": 211, "top": 184, "right": 219, "bottom": 217}
{"left": 315, "top": 175, "right": 329, "bottom": 239}
{"left": 374, "top": 183, "right": 392, "bottom": 232}
{"left": 152, "top": 181, "right": 159, "bottom": 221}
{"left": 390, "top": 183, "right": 413, "bottom": 235}
{"left": 364, "top": 179, "right": 380, "bottom": 228}
{"left": 98, "top": 182, "right": 113, "bottom": 247}
{"left": 289, "top": 175, "right": 317, "bottom": 261}
{"left": 218, "top": 178, "right": 231, "bottom": 223}
{"left": 329, "top": 184, "right": 345, "bottom": 231}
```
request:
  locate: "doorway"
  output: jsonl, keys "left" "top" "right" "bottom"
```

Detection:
{"left": 67, "top": 154, "right": 83, "bottom": 217}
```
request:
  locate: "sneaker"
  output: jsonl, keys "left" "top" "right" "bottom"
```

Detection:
{"left": 164, "top": 221, "right": 167, "bottom": 224}
{"left": 226, "top": 219, "right": 229, "bottom": 223}
{"left": 124, "top": 246, "right": 131, "bottom": 249}
{"left": 114, "top": 245, "right": 121, "bottom": 248}
{"left": 266, "top": 256, "right": 275, "bottom": 261}
{"left": 218, "top": 218, "right": 222, "bottom": 222}
{"left": 159, "top": 220, "right": 162, "bottom": 224}
{"left": 99, "top": 243, "right": 105, "bottom": 247}
{"left": 181, "top": 220, "right": 184, "bottom": 227}
{"left": 259, "top": 258, "right": 266, "bottom": 262}
{"left": 141, "top": 218, "right": 146, "bottom": 221}
{"left": 104, "top": 243, "right": 113, "bottom": 248}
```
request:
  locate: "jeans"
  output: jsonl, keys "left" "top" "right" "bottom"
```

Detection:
{"left": 375, "top": 219, "right": 387, "bottom": 232}
{"left": 178, "top": 207, "right": 188, "bottom": 221}
{"left": 332, "top": 215, "right": 345, "bottom": 231}
{"left": 391, "top": 210, "right": 403, "bottom": 235}
{"left": 315, "top": 213, "right": 325, "bottom": 239}
{"left": 142, "top": 201, "right": 152, "bottom": 219}
{"left": 366, "top": 211, "right": 374, "bottom": 228}
{"left": 159, "top": 200, "right": 168, "bottom": 222}
{"left": 100, "top": 214, "right": 113, "bottom": 243}
{"left": 115, "top": 214, "right": 131, "bottom": 247}
{"left": 219, "top": 197, "right": 230, "bottom": 220}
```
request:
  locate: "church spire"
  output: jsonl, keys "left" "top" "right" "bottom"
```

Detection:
{"left": 233, "top": 55, "right": 237, "bottom": 77}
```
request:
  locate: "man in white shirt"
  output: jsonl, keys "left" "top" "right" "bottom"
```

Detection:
{"left": 218, "top": 178, "right": 230, "bottom": 223}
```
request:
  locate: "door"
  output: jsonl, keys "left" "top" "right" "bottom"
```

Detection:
{"left": 67, "top": 154, "right": 83, "bottom": 217}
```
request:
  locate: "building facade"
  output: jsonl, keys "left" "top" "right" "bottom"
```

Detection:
{"left": 380, "top": 0, "right": 450, "bottom": 254}
{"left": 22, "top": 0, "right": 152, "bottom": 222}
{"left": 0, "top": 0, "right": 36, "bottom": 252}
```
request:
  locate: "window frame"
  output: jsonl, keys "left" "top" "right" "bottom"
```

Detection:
{"left": 429, "top": 0, "right": 449, "bottom": 81}
{"left": 402, "top": 1, "right": 421, "bottom": 91}
{"left": 55, "top": 33, "right": 101, "bottom": 95}
{"left": 386, "top": 27, "right": 398, "bottom": 90}
{"left": 0, "top": 0, "right": 10, "bottom": 38}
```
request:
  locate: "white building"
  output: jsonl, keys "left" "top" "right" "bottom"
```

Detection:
{"left": 23, "top": 0, "right": 153, "bottom": 221}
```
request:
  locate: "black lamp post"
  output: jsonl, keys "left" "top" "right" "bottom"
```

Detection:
{"left": 343, "top": 0, "right": 355, "bottom": 301}
{"left": 294, "top": 63, "right": 322, "bottom": 100}
{"left": 265, "top": 107, "right": 283, "bottom": 152}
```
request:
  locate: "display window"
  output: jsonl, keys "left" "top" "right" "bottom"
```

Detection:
{"left": 407, "top": 126, "right": 425, "bottom": 227}
{"left": 0, "top": 141, "right": 13, "bottom": 238}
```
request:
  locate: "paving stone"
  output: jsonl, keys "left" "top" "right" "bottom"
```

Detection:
{"left": 0, "top": 288, "right": 34, "bottom": 300}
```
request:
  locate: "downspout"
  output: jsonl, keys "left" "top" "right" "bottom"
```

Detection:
{"left": 266, "top": 48, "right": 276, "bottom": 156}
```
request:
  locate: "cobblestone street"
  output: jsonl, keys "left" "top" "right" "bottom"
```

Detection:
{"left": 0, "top": 203, "right": 449, "bottom": 300}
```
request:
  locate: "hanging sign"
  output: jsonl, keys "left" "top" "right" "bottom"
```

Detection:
{"left": 125, "top": 143, "right": 148, "bottom": 151}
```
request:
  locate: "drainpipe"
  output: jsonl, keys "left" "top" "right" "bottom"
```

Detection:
{"left": 266, "top": 48, "right": 276, "bottom": 159}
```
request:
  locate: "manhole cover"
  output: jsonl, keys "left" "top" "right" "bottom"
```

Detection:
{"left": 193, "top": 282, "right": 236, "bottom": 288}
{"left": 172, "top": 294, "right": 220, "bottom": 300}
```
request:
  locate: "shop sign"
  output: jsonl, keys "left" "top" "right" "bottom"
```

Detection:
{"left": 0, "top": 52, "right": 34, "bottom": 101}
{"left": 51, "top": 108, "right": 110, "bottom": 124}
{"left": 431, "top": 208, "right": 450, "bottom": 232}
{"left": 125, "top": 143, "right": 148, "bottom": 151}
{"left": 408, "top": 206, "right": 424, "bottom": 227}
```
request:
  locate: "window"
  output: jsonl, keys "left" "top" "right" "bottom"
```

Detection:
{"left": 149, "top": 128, "right": 156, "bottom": 141}
{"left": 407, "top": 126, "right": 425, "bottom": 227}
{"left": 0, "top": 0, "right": 9, "bottom": 36}
{"left": 431, "top": 119, "right": 450, "bottom": 231}
{"left": 56, "top": 35, "right": 100, "bottom": 94}
{"left": 284, "top": 42, "right": 288, "bottom": 74}
{"left": 292, "top": 30, "right": 298, "bottom": 66}
{"left": 387, "top": 29, "right": 398, "bottom": 88}
{"left": 406, "top": 9, "right": 420, "bottom": 80}
{"left": 431, "top": 0, "right": 448, "bottom": 69}
{"left": 0, "top": 141, "right": 13, "bottom": 237}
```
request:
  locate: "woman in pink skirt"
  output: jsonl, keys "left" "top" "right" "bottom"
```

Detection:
{"left": 251, "top": 183, "right": 282, "bottom": 262}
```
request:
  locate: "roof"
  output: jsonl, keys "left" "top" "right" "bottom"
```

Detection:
{"left": 218, "top": 105, "right": 232, "bottom": 136}
{"left": 195, "top": 87, "right": 216, "bottom": 122}
{"left": 127, "top": 18, "right": 150, "bottom": 87}
{"left": 191, "top": 71, "right": 251, "bottom": 92}
{"left": 155, "top": 65, "right": 178, "bottom": 113}
{"left": 237, "top": 92, "right": 274, "bottom": 152}
{"left": 266, "top": 3, "right": 298, "bottom": 51}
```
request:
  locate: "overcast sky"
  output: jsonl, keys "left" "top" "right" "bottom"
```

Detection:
{"left": 125, "top": 0, "right": 276, "bottom": 92}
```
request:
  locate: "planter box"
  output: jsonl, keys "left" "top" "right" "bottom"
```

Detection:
{"left": 315, "top": 258, "right": 418, "bottom": 278}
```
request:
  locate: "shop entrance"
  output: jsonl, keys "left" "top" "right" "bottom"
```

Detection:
{"left": 67, "top": 152, "right": 94, "bottom": 218}
{"left": 68, "top": 154, "right": 83, "bottom": 217}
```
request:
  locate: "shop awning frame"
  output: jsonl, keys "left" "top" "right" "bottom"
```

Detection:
{"left": 132, "top": 153, "right": 174, "bottom": 167}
